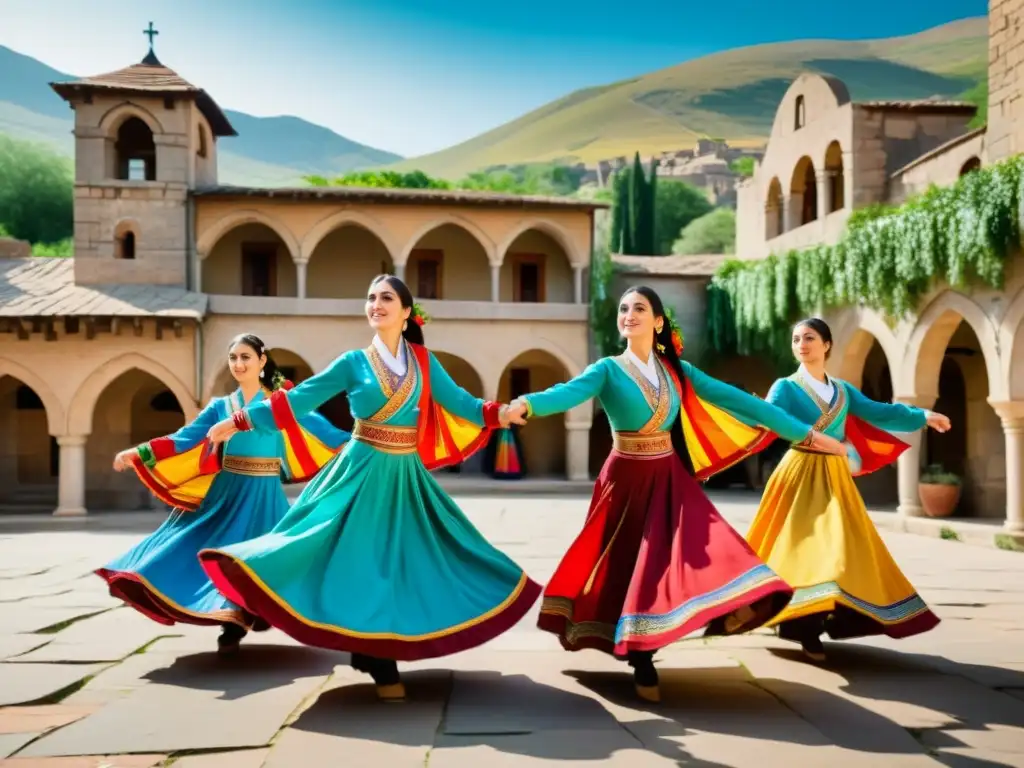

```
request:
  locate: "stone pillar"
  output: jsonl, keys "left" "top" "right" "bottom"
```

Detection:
{"left": 296, "top": 260, "right": 308, "bottom": 300}
{"left": 895, "top": 395, "right": 935, "bottom": 520}
{"left": 393, "top": 262, "right": 406, "bottom": 282}
{"left": 573, "top": 266, "right": 584, "bottom": 304}
{"left": 784, "top": 194, "right": 800, "bottom": 232}
{"left": 565, "top": 421, "right": 591, "bottom": 481}
{"left": 490, "top": 264, "right": 501, "bottom": 303}
{"left": 53, "top": 435, "right": 87, "bottom": 517}
{"left": 816, "top": 171, "right": 833, "bottom": 219}
{"left": 765, "top": 202, "right": 781, "bottom": 239}
{"left": 991, "top": 401, "right": 1024, "bottom": 535}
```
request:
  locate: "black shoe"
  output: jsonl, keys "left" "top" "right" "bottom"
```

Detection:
{"left": 352, "top": 654, "right": 405, "bottom": 700}
{"left": 217, "top": 623, "right": 247, "bottom": 656}
{"left": 628, "top": 652, "right": 660, "bottom": 702}
{"left": 801, "top": 634, "right": 826, "bottom": 662}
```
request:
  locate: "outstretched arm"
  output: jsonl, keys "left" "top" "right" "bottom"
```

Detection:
{"left": 114, "top": 399, "right": 221, "bottom": 470}
{"left": 516, "top": 360, "right": 608, "bottom": 419}
{"left": 239, "top": 352, "right": 356, "bottom": 434}
{"left": 683, "top": 362, "right": 814, "bottom": 444}
{"left": 429, "top": 352, "right": 503, "bottom": 427}
{"left": 846, "top": 384, "right": 928, "bottom": 433}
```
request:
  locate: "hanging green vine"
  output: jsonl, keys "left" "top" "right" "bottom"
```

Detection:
{"left": 708, "top": 154, "right": 1024, "bottom": 368}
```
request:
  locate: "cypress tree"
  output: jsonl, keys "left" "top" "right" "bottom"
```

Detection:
{"left": 645, "top": 158, "right": 659, "bottom": 255}
{"left": 628, "top": 152, "right": 645, "bottom": 254}
{"left": 610, "top": 169, "right": 630, "bottom": 254}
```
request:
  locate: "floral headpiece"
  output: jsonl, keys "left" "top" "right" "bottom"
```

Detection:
{"left": 410, "top": 303, "right": 431, "bottom": 327}
{"left": 656, "top": 320, "right": 685, "bottom": 357}
{"left": 269, "top": 369, "right": 294, "bottom": 392}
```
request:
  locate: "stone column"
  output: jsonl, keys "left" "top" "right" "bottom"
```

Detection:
{"left": 573, "top": 266, "right": 584, "bottom": 304}
{"left": 765, "top": 202, "right": 781, "bottom": 239}
{"left": 784, "top": 194, "right": 800, "bottom": 232}
{"left": 991, "top": 401, "right": 1024, "bottom": 536}
{"left": 565, "top": 421, "right": 591, "bottom": 481}
{"left": 816, "top": 170, "right": 833, "bottom": 219}
{"left": 490, "top": 264, "right": 501, "bottom": 303}
{"left": 295, "top": 260, "right": 308, "bottom": 299}
{"left": 393, "top": 262, "right": 406, "bottom": 282}
{"left": 895, "top": 395, "right": 935, "bottom": 520}
{"left": 53, "top": 435, "right": 87, "bottom": 517}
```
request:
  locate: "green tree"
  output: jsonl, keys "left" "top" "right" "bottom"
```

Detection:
{"left": 0, "top": 135, "right": 73, "bottom": 245}
{"left": 730, "top": 157, "right": 755, "bottom": 177}
{"left": 962, "top": 80, "right": 988, "bottom": 129}
{"left": 654, "top": 180, "right": 713, "bottom": 255}
{"left": 608, "top": 169, "right": 629, "bottom": 253}
{"left": 672, "top": 207, "right": 736, "bottom": 255}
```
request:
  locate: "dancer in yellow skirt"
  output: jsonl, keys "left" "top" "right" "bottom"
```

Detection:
{"left": 745, "top": 317, "right": 951, "bottom": 661}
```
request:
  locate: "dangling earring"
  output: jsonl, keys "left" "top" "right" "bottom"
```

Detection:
{"left": 656, "top": 342, "right": 666, "bottom": 354}
{"left": 402, "top": 320, "right": 408, "bottom": 331}
{"left": 259, "top": 369, "right": 265, "bottom": 378}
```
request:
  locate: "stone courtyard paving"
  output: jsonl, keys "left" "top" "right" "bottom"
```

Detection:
{"left": 1, "top": 491, "right": 1023, "bottom": 767}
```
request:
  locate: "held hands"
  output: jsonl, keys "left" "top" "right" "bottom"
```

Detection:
{"left": 207, "top": 418, "right": 239, "bottom": 444}
{"left": 112, "top": 449, "right": 137, "bottom": 472}
{"left": 926, "top": 411, "right": 951, "bottom": 433}
{"left": 504, "top": 399, "right": 528, "bottom": 426}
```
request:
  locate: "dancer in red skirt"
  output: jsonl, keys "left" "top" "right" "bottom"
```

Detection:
{"left": 506, "top": 286, "right": 845, "bottom": 701}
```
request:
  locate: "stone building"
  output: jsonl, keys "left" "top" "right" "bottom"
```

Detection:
{"left": 730, "top": 0, "right": 1024, "bottom": 536}
{"left": 0, "top": 46, "right": 604, "bottom": 515}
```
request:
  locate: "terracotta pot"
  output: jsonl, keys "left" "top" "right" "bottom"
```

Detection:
{"left": 918, "top": 483, "right": 961, "bottom": 518}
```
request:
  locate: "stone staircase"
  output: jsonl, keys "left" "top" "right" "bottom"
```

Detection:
{"left": 0, "top": 484, "right": 58, "bottom": 514}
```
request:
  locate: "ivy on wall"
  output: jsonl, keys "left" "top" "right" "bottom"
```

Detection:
{"left": 707, "top": 154, "right": 1024, "bottom": 369}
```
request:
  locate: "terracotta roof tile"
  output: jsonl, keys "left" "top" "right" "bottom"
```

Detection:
{"left": 0, "top": 258, "right": 207, "bottom": 318}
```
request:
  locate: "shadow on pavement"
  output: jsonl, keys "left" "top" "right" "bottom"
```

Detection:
{"left": 143, "top": 643, "right": 340, "bottom": 701}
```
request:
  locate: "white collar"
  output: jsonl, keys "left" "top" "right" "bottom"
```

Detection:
{"left": 373, "top": 335, "right": 406, "bottom": 376}
{"left": 799, "top": 364, "right": 834, "bottom": 401}
{"left": 626, "top": 348, "right": 660, "bottom": 390}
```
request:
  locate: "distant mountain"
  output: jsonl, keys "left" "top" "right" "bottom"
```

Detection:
{"left": 0, "top": 45, "right": 402, "bottom": 186}
{"left": 390, "top": 17, "right": 988, "bottom": 178}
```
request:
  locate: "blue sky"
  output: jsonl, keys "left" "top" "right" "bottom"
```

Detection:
{"left": 2, "top": 0, "right": 986, "bottom": 157}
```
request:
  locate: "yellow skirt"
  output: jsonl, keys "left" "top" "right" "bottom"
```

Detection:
{"left": 746, "top": 448, "right": 939, "bottom": 639}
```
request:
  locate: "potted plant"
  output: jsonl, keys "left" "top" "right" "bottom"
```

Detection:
{"left": 918, "top": 464, "right": 962, "bottom": 518}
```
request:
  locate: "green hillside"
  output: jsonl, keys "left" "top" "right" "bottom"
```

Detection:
{"left": 0, "top": 45, "right": 402, "bottom": 186}
{"left": 391, "top": 17, "right": 987, "bottom": 178}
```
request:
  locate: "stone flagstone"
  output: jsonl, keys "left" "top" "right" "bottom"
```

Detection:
{"left": 17, "top": 646, "right": 336, "bottom": 757}
{"left": 11, "top": 609, "right": 172, "bottom": 664}
{"left": 0, "top": 664, "right": 107, "bottom": 707}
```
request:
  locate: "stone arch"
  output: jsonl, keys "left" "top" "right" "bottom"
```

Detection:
{"left": 0, "top": 358, "right": 64, "bottom": 435}
{"left": 98, "top": 102, "right": 164, "bottom": 137}
{"left": 113, "top": 218, "right": 140, "bottom": 260}
{"left": 303, "top": 212, "right": 397, "bottom": 299}
{"left": 498, "top": 348, "right": 575, "bottom": 477}
{"left": 197, "top": 209, "right": 300, "bottom": 262}
{"left": 902, "top": 290, "right": 1003, "bottom": 400}
{"left": 765, "top": 177, "right": 784, "bottom": 239}
{"left": 300, "top": 210, "right": 399, "bottom": 264}
{"left": 832, "top": 309, "right": 900, "bottom": 388}
{"left": 789, "top": 155, "right": 818, "bottom": 227}
{"left": 1002, "top": 286, "right": 1024, "bottom": 399}
{"left": 824, "top": 140, "right": 845, "bottom": 213}
{"left": 498, "top": 220, "right": 577, "bottom": 303}
{"left": 68, "top": 353, "right": 197, "bottom": 436}
{"left": 400, "top": 216, "right": 496, "bottom": 302}
{"left": 497, "top": 219, "right": 583, "bottom": 268}
{"left": 399, "top": 215, "right": 496, "bottom": 266}
{"left": 960, "top": 156, "right": 982, "bottom": 177}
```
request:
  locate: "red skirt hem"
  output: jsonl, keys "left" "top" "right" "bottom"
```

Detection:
{"left": 96, "top": 568, "right": 251, "bottom": 628}
{"left": 199, "top": 551, "right": 541, "bottom": 661}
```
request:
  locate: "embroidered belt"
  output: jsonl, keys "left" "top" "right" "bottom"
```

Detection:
{"left": 352, "top": 419, "right": 418, "bottom": 454}
{"left": 790, "top": 445, "right": 835, "bottom": 456}
{"left": 612, "top": 431, "right": 673, "bottom": 457}
{"left": 223, "top": 456, "right": 282, "bottom": 476}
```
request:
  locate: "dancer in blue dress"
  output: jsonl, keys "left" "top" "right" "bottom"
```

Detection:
{"left": 98, "top": 334, "right": 349, "bottom": 654}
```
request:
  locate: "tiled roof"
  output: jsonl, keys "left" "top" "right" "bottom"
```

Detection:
{"left": 50, "top": 55, "right": 236, "bottom": 137}
{"left": 856, "top": 99, "right": 977, "bottom": 113}
{"left": 192, "top": 185, "right": 610, "bottom": 210}
{"left": 612, "top": 254, "right": 726, "bottom": 276}
{"left": 0, "top": 258, "right": 207, "bottom": 319}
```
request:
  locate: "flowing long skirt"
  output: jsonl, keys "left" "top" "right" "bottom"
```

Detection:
{"left": 198, "top": 440, "right": 541, "bottom": 660}
{"left": 97, "top": 470, "right": 288, "bottom": 628}
{"left": 537, "top": 449, "right": 794, "bottom": 657}
{"left": 746, "top": 448, "right": 939, "bottom": 640}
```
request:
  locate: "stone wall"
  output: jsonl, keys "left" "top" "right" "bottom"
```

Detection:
{"left": 988, "top": 0, "right": 1024, "bottom": 162}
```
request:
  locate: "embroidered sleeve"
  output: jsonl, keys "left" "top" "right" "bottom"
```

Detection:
{"left": 846, "top": 383, "right": 927, "bottom": 432}
{"left": 243, "top": 351, "right": 356, "bottom": 433}
{"left": 137, "top": 398, "right": 221, "bottom": 460}
{"left": 521, "top": 360, "right": 608, "bottom": 419}
{"left": 428, "top": 352, "right": 487, "bottom": 425}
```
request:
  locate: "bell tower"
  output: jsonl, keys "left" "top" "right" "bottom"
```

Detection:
{"left": 50, "top": 23, "right": 236, "bottom": 287}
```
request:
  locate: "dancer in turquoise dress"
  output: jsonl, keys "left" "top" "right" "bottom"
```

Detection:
{"left": 98, "top": 334, "right": 349, "bottom": 654}
{"left": 199, "top": 275, "right": 540, "bottom": 701}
